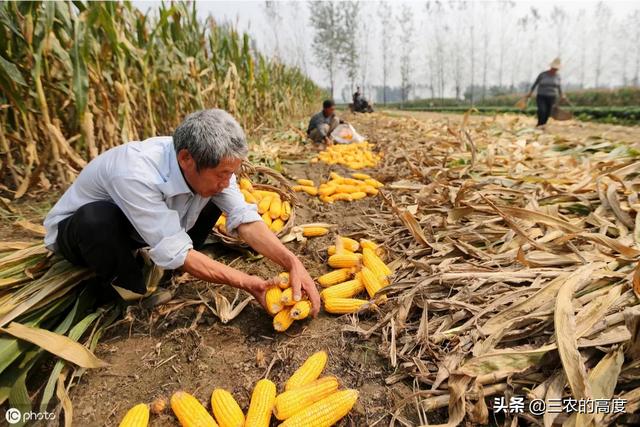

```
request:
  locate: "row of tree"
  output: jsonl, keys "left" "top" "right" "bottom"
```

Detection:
{"left": 268, "top": 1, "right": 640, "bottom": 104}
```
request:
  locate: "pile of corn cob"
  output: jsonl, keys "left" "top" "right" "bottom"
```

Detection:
{"left": 117, "top": 351, "right": 359, "bottom": 427}
{"left": 318, "top": 236, "right": 393, "bottom": 314}
{"left": 215, "top": 177, "right": 292, "bottom": 234}
{"left": 266, "top": 272, "right": 313, "bottom": 332}
{"left": 310, "top": 142, "right": 382, "bottom": 169}
{"left": 292, "top": 172, "right": 383, "bottom": 204}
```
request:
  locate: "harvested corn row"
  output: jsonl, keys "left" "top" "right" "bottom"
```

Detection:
{"left": 311, "top": 141, "right": 382, "bottom": 169}
{"left": 118, "top": 403, "right": 150, "bottom": 427}
{"left": 171, "top": 391, "right": 218, "bottom": 427}
{"left": 318, "top": 237, "right": 393, "bottom": 315}
{"left": 278, "top": 389, "right": 359, "bottom": 427}
{"left": 285, "top": 351, "right": 327, "bottom": 391}
{"left": 293, "top": 171, "right": 382, "bottom": 204}
{"left": 245, "top": 379, "right": 276, "bottom": 427}
{"left": 211, "top": 389, "right": 245, "bottom": 427}
{"left": 273, "top": 376, "right": 339, "bottom": 420}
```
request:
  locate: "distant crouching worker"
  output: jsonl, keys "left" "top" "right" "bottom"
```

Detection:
{"left": 526, "top": 57, "right": 568, "bottom": 127}
{"left": 307, "top": 99, "right": 342, "bottom": 145}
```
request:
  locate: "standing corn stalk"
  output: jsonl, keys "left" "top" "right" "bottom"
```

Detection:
{"left": 0, "top": 1, "right": 320, "bottom": 198}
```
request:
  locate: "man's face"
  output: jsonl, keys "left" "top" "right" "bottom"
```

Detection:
{"left": 177, "top": 150, "right": 242, "bottom": 197}
{"left": 324, "top": 106, "right": 335, "bottom": 116}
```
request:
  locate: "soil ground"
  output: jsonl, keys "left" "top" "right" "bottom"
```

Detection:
{"left": 3, "top": 110, "right": 639, "bottom": 426}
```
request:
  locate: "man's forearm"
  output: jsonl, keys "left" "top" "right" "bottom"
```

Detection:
{"left": 237, "top": 221, "right": 296, "bottom": 269}
{"left": 182, "top": 249, "right": 259, "bottom": 290}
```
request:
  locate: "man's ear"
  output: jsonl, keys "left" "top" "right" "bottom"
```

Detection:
{"left": 177, "top": 149, "right": 193, "bottom": 168}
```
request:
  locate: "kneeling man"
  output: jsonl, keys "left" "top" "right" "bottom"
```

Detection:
{"left": 44, "top": 109, "right": 320, "bottom": 315}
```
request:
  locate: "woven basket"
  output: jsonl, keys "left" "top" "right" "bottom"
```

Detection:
{"left": 210, "top": 163, "right": 296, "bottom": 249}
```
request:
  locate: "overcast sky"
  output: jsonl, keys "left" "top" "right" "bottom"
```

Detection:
{"left": 134, "top": 1, "right": 640, "bottom": 102}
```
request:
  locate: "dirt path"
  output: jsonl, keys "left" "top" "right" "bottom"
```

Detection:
{"left": 388, "top": 109, "right": 640, "bottom": 145}
{"left": 68, "top": 117, "right": 406, "bottom": 426}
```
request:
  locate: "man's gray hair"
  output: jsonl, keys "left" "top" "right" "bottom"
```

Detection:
{"left": 173, "top": 109, "right": 248, "bottom": 170}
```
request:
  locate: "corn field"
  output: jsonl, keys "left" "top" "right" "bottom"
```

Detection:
{"left": 0, "top": 1, "right": 320, "bottom": 198}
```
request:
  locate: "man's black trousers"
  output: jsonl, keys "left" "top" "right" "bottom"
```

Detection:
{"left": 536, "top": 94, "right": 556, "bottom": 126}
{"left": 55, "top": 201, "right": 221, "bottom": 294}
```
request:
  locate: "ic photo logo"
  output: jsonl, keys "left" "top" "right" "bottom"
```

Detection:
{"left": 5, "top": 407, "right": 56, "bottom": 424}
{"left": 5, "top": 408, "right": 21, "bottom": 424}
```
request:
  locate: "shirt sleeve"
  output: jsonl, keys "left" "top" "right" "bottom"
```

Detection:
{"left": 211, "top": 174, "right": 262, "bottom": 235}
{"left": 530, "top": 73, "right": 542, "bottom": 93}
{"left": 108, "top": 175, "right": 193, "bottom": 269}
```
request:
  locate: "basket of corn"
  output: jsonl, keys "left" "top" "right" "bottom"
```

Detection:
{"left": 211, "top": 163, "right": 296, "bottom": 248}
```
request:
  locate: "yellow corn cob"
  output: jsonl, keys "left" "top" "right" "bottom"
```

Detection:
{"left": 319, "top": 195, "right": 333, "bottom": 204}
{"left": 326, "top": 246, "right": 355, "bottom": 256}
{"left": 361, "top": 266, "right": 383, "bottom": 298}
{"left": 273, "top": 308, "right": 294, "bottom": 332}
{"left": 279, "top": 389, "right": 359, "bottom": 427}
{"left": 215, "top": 215, "right": 226, "bottom": 228}
{"left": 352, "top": 173, "right": 371, "bottom": 180}
{"left": 360, "top": 239, "right": 378, "bottom": 252}
{"left": 290, "top": 300, "right": 312, "bottom": 320}
{"left": 281, "top": 201, "right": 291, "bottom": 221}
{"left": 278, "top": 272, "right": 290, "bottom": 289}
{"left": 171, "top": 391, "right": 218, "bottom": 427}
{"left": 365, "top": 178, "right": 384, "bottom": 188}
{"left": 329, "top": 172, "right": 342, "bottom": 180}
{"left": 271, "top": 218, "right": 285, "bottom": 233}
{"left": 240, "top": 189, "right": 258, "bottom": 204}
{"left": 361, "top": 185, "right": 378, "bottom": 196}
{"left": 350, "top": 191, "right": 367, "bottom": 200}
{"left": 297, "top": 178, "right": 315, "bottom": 186}
{"left": 362, "top": 248, "right": 392, "bottom": 277}
{"left": 328, "top": 253, "right": 360, "bottom": 268}
{"left": 266, "top": 287, "right": 284, "bottom": 315}
{"left": 269, "top": 198, "right": 282, "bottom": 219}
{"left": 334, "top": 184, "right": 359, "bottom": 194}
{"left": 262, "top": 212, "right": 273, "bottom": 227}
{"left": 292, "top": 185, "right": 318, "bottom": 196}
{"left": 317, "top": 268, "right": 353, "bottom": 287}
{"left": 324, "top": 297, "right": 369, "bottom": 314}
{"left": 302, "top": 226, "right": 329, "bottom": 237}
{"left": 273, "top": 377, "right": 339, "bottom": 420}
{"left": 320, "top": 277, "right": 364, "bottom": 300}
{"left": 285, "top": 351, "right": 328, "bottom": 391}
{"left": 211, "top": 389, "right": 245, "bottom": 427}
{"left": 329, "top": 193, "right": 352, "bottom": 202}
{"left": 340, "top": 178, "right": 363, "bottom": 186}
{"left": 245, "top": 379, "right": 276, "bottom": 427}
{"left": 239, "top": 177, "right": 253, "bottom": 191}
{"left": 118, "top": 403, "right": 149, "bottom": 427}
{"left": 280, "top": 287, "right": 296, "bottom": 306}
{"left": 258, "top": 196, "right": 272, "bottom": 214}
{"left": 318, "top": 184, "right": 337, "bottom": 197}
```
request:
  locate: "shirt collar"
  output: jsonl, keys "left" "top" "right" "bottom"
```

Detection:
{"left": 158, "top": 142, "right": 193, "bottom": 197}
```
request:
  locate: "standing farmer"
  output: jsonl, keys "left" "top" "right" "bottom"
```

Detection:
{"left": 526, "top": 58, "right": 568, "bottom": 128}
{"left": 44, "top": 109, "right": 321, "bottom": 315}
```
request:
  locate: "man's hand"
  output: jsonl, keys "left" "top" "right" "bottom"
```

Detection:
{"left": 288, "top": 259, "right": 321, "bottom": 317}
{"left": 324, "top": 136, "right": 333, "bottom": 147}
{"left": 237, "top": 221, "right": 322, "bottom": 317}
{"left": 243, "top": 275, "right": 281, "bottom": 311}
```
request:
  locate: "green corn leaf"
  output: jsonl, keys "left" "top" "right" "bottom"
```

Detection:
{"left": 0, "top": 54, "right": 27, "bottom": 86}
